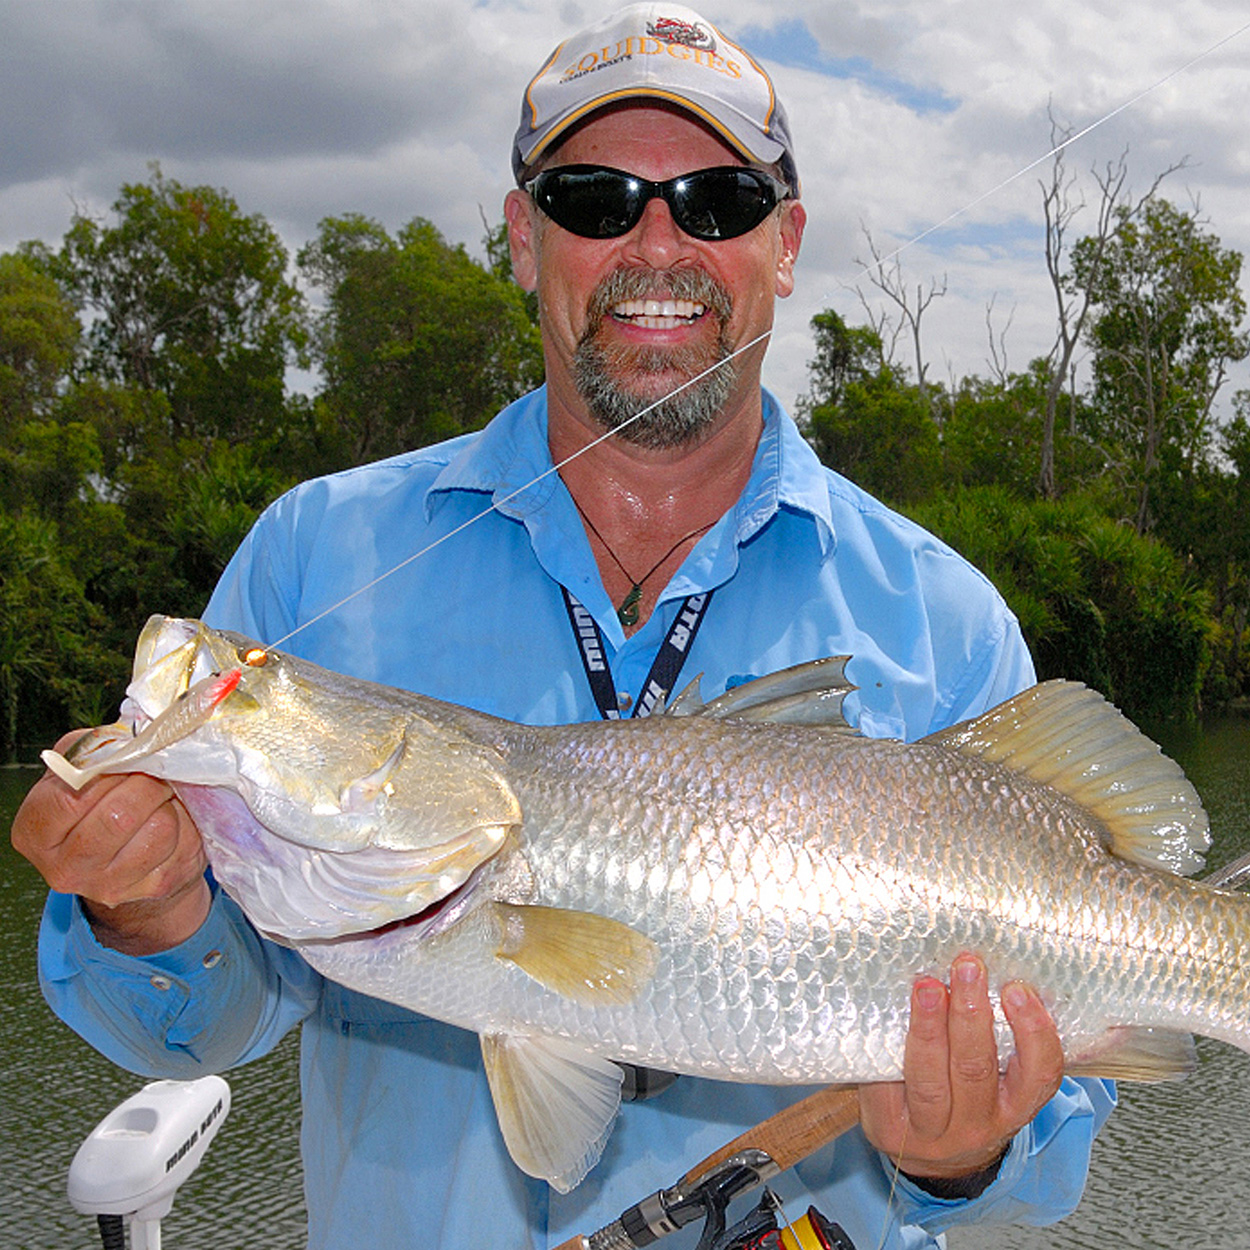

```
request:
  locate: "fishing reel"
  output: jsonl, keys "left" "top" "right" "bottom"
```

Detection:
{"left": 585, "top": 1151, "right": 856, "bottom": 1250}
{"left": 720, "top": 1191, "right": 856, "bottom": 1250}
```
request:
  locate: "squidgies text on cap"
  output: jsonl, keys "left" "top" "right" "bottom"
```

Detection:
{"left": 512, "top": 3, "right": 799, "bottom": 193}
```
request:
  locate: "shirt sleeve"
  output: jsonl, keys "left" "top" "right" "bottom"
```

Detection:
{"left": 38, "top": 883, "right": 321, "bottom": 1077}
{"left": 886, "top": 1076, "right": 1116, "bottom": 1232}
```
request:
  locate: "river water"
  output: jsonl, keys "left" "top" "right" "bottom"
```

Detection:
{"left": 0, "top": 767, "right": 306, "bottom": 1250}
{"left": 2, "top": 714, "right": 1248, "bottom": 1249}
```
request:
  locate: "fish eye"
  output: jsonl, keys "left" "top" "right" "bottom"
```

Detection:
{"left": 239, "top": 647, "right": 269, "bottom": 667}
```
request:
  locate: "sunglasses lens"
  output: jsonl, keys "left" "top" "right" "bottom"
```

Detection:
{"left": 671, "top": 169, "right": 779, "bottom": 240}
{"left": 531, "top": 168, "right": 645, "bottom": 239}
{"left": 529, "top": 167, "right": 785, "bottom": 241}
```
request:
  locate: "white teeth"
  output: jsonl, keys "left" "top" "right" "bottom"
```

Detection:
{"left": 611, "top": 298, "right": 706, "bottom": 328}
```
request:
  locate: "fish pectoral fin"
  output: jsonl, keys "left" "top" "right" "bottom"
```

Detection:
{"left": 493, "top": 903, "right": 658, "bottom": 1006}
{"left": 1065, "top": 1025, "right": 1197, "bottom": 1082}
{"left": 480, "top": 1032, "right": 623, "bottom": 1193}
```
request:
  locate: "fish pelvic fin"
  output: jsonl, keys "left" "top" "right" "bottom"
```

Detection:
{"left": 493, "top": 903, "right": 658, "bottom": 1006}
{"left": 480, "top": 1032, "right": 623, "bottom": 1192}
{"left": 923, "top": 681, "right": 1210, "bottom": 876}
{"left": 671, "top": 655, "right": 857, "bottom": 729}
{"left": 1065, "top": 1025, "right": 1197, "bottom": 1083}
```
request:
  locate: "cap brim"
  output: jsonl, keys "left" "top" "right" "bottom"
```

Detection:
{"left": 516, "top": 87, "right": 788, "bottom": 177}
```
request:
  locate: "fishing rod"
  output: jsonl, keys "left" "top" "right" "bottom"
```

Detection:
{"left": 553, "top": 1084, "right": 861, "bottom": 1250}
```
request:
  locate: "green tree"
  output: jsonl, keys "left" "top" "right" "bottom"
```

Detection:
{"left": 800, "top": 310, "right": 942, "bottom": 506}
{"left": 0, "top": 511, "right": 125, "bottom": 759}
{"left": 298, "top": 214, "right": 543, "bottom": 468}
{"left": 909, "top": 487, "right": 1210, "bottom": 720}
{"left": 54, "top": 165, "right": 306, "bottom": 446}
{"left": 0, "top": 251, "right": 80, "bottom": 433}
{"left": 1073, "top": 198, "right": 1249, "bottom": 533}
{"left": 941, "top": 362, "right": 1107, "bottom": 499}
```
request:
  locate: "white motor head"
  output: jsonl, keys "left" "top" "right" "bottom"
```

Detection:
{"left": 68, "top": 1077, "right": 231, "bottom": 1221}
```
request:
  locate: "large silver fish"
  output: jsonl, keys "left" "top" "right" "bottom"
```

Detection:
{"left": 46, "top": 615, "right": 1239, "bottom": 1193}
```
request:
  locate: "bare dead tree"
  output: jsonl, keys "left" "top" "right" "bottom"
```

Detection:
{"left": 1037, "top": 109, "right": 1186, "bottom": 497}
{"left": 853, "top": 225, "right": 947, "bottom": 419}
{"left": 984, "top": 293, "right": 1015, "bottom": 387}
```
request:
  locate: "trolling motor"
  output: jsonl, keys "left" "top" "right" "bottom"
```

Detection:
{"left": 67, "top": 1076, "right": 231, "bottom": 1250}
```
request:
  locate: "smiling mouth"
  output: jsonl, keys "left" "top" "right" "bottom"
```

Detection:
{"left": 610, "top": 298, "right": 707, "bottom": 330}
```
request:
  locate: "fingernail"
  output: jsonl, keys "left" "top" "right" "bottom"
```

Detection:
{"left": 955, "top": 956, "right": 982, "bottom": 984}
{"left": 1002, "top": 982, "right": 1029, "bottom": 1011}
{"left": 916, "top": 982, "right": 944, "bottom": 1010}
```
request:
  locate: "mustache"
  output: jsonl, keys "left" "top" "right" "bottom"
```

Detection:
{"left": 581, "top": 266, "right": 733, "bottom": 337}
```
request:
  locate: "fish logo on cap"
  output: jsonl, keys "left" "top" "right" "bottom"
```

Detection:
{"left": 648, "top": 16, "right": 715, "bottom": 52}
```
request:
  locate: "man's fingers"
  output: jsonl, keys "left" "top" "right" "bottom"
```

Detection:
{"left": 14, "top": 763, "right": 203, "bottom": 907}
{"left": 945, "top": 954, "right": 1001, "bottom": 1122}
{"left": 1000, "top": 981, "right": 1066, "bottom": 1123}
{"left": 96, "top": 794, "right": 206, "bottom": 904}
{"left": 901, "top": 975, "right": 952, "bottom": 1138}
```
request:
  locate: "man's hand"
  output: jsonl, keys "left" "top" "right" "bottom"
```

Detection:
{"left": 859, "top": 953, "right": 1065, "bottom": 1184}
{"left": 11, "top": 730, "right": 210, "bottom": 956}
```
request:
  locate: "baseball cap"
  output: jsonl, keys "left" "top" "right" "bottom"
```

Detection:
{"left": 513, "top": 4, "right": 799, "bottom": 193}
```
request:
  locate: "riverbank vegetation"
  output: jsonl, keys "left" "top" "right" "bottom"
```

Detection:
{"left": 1, "top": 162, "right": 1247, "bottom": 757}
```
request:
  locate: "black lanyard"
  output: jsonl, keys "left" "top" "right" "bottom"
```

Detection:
{"left": 562, "top": 587, "right": 713, "bottom": 719}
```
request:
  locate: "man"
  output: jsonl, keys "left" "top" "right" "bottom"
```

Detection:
{"left": 14, "top": 5, "right": 1111, "bottom": 1247}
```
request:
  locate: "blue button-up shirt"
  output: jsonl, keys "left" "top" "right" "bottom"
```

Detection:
{"left": 39, "top": 387, "right": 1112, "bottom": 1249}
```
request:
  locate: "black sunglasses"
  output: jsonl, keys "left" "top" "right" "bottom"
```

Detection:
{"left": 524, "top": 164, "right": 792, "bottom": 242}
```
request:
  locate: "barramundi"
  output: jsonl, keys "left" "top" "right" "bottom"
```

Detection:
{"left": 45, "top": 615, "right": 1243, "bottom": 1193}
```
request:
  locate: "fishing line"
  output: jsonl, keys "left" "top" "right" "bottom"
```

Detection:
{"left": 841, "top": 17, "right": 1250, "bottom": 278}
{"left": 270, "top": 16, "right": 1250, "bottom": 654}
{"left": 874, "top": 1119, "right": 908, "bottom": 1250}
{"left": 265, "top": 327, "right": 773, "bottom": 651}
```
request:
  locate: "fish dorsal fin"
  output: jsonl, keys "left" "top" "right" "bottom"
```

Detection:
{"left": 923, "top": 681, "right": 1210, "bottom": 875}
{"left": 480, "top": 1032, "right": 623, "bottom": 1192}
{"left": 493, "top": 903, "right": 658, "bottom": 1006}
{"left": 673, "top": 656, "right": 857, "bottom": 729}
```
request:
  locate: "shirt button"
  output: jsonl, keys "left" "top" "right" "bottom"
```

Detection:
{"left": 150, "top": 975, "right": 172, "bottom": 991}
{"left": 202, "top": 949, "right": 223, "bottom": 969}
{"left": 618, "top": 692, "right": 633, "bottom": 710}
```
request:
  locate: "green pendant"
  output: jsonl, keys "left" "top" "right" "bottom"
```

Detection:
{"left": 617, "top": 585, "right": 642, "bottom": 627}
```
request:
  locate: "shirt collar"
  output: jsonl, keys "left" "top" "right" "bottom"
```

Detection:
{"left": 425, "top": 385, "right": 837, "bottom": 555}
{"left": 425, "top": 386, "right": 557, "bottom": 520}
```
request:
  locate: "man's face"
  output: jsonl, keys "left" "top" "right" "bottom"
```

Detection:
{"left": 506, "top": 104, "right": 805, "bottom": 448}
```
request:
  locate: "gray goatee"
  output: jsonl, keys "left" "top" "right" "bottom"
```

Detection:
{"left": 573, "top": 267, "right": 736, "bottom": 450}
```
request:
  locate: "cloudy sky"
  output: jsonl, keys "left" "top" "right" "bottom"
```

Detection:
{"left": 3, "top": 0, "right": 1248, "bottom": 416}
